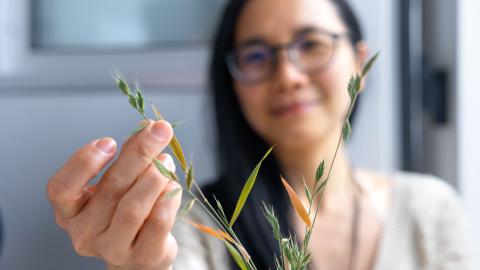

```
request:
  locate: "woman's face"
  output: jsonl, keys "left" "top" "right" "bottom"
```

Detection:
{"left": 233, "top": 0, "right": 366, "bottom": 151}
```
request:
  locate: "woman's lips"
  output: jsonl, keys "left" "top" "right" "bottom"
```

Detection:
{"left": 271, "top": 100, "right": 318, "bottom": 117}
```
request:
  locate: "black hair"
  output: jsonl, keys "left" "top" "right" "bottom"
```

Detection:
{"left": 205, "top": 1, "right": 364, "bottom": 268}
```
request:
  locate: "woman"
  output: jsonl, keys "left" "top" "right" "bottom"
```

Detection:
{"left": 47, "top": 0, "right": 473, "bottom": 269}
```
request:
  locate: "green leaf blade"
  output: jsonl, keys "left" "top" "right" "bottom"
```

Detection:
{"left": 361, "top": 52, "right": 380, "bottom": 78}
{"left": 303, "top": 179, "right": 312, "bottom": 204}
{"left": 224, "top": 241, "right": 248, "bottom": 270}
{"left": 229, "top": 146, "right": 274, "bottom": 227}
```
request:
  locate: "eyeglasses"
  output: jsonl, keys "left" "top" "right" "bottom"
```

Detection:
{"left": 226, "top": 28, "right": 349, "bottom": 85}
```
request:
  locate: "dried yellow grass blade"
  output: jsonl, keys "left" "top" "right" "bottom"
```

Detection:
{"left": 217, "top": 230, "right": 235, "bottom": 244}
{"left": 150, "top": 102, "right": 188, "bottom": 171}
{"left": 280, "top": 175, "right": 312, "bottom": 229}
{"left": 186, "top": 220, "right": 250, "bottom": 264}
{"left": 169, "top": 136, "right": 187, "bottom": 171}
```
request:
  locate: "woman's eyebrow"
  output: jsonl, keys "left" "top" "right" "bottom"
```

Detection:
{"left": 235, "top": 37, "right": 266, "bottom": 48}
{"left": 234, "top": 26, "right": 328, "bottom": 48}
{"left": 294, "top": 26, "right": 321, "bottom": 37}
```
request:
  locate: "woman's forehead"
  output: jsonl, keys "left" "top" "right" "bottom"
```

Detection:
{"left": 234, "top": 0, "right": 346, "bottom": 45}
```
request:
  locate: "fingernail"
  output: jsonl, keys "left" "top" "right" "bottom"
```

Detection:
{"left": 163, "top": 155, "right": 176, "bottom": 173}
{"left": 95, "top": 137, "right": 116, "bottom": 154}
{"left": 151, "top": 121, "right": 171, "bottom": 140}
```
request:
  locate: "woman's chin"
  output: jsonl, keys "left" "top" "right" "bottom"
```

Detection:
{"left": 272, "top": 125, "right": 329, "bottom": 151}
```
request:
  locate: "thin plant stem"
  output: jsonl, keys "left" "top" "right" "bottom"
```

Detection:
{"left": 311, "top": 95, "right": 357, "bottom": 230}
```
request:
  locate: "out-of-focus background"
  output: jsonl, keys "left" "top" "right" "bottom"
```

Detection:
{"left": 0, "top": 0, "right": 478, "bottom": 269}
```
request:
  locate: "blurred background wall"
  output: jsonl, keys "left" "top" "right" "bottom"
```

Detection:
{"left": 0, "top": 0, "right": 478, "bottom": 269}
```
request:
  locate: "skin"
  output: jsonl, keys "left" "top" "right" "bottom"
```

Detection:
{"left": 234, "top": 0, "right": 391, "bottom": 269}
{"left": 47, "top": 120, "right": 181, "bottom": 270}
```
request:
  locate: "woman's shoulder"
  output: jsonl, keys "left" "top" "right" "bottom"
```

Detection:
{"left": 355, "top": 169, "right": 463, "bottom": 223}
{"left": 363, "top": 170, "right": 474, "bottom": 268}
{"left": 357, "top": 169, "right": 461, "bottom": 207}
{"left": 389, "top": 171, "right": 462, "bottom": 211}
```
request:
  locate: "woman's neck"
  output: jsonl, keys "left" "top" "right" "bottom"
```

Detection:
{"left": 274, "top": 134, "right": 354, "bottom": 212}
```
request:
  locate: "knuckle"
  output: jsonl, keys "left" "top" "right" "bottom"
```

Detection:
{"left": 98, "top": 172, "right": 125, "bottom": 202}
{"left": 100, "top": 245, "right": 129, "bottom": 266}
{"left": 74, "top": 151, "right": 98, "bottom": 171}
{"left": 47, "top": 177, "right": 71, "bottom": 205}
{"left": 133, "top": 244, "right": 175, "bottom": 269}
{"left": 163, "top": 235, "right": 178, "bottom": 265}
{"left": 141, "top": 169, "right": 165, "bottom": 190}
{"left": 132, "top": 236, "right": 177, "bottom": 268}
{"left": 133, "top": 253, "right": 160, "bottom": 268}
{"left": 146, "top": 209, "right": 174, "bottom": 229}
{"left": 55, "top": 214, "right": 69, "bottom": 230}
{"left": 72, "top": 235, "right": 94, "bottom": 257}
{"left": 130, "top": 141, "right": 156, "bottom": 163}
{"left": 117, "top": 200, "right": 148, "bottom": 222}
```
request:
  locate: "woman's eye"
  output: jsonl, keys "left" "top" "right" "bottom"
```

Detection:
{"left": 298, "top": 39, "right": 328, "bottom": 53}
{"left": 241, "top": 51, "right": 269, "bottom": 65}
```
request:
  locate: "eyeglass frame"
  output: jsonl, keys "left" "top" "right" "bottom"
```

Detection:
{"left": 226, "top": 27, "right": 351, "bottom": 85}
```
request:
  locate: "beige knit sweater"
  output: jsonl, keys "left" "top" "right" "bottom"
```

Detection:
{"left": 172, "top": 172, "right": 474, "bottom": 270}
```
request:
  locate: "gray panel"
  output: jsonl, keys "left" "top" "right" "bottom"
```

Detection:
{"left": 32, "top": 0, "right": 226, "bottom": 49}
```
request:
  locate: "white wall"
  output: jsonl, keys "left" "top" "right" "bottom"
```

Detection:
{"left": 348, "top": 0, "right": 400, "bottom": 173}
{"left": 457, "top": 0, "right": 480, "bottom": 261}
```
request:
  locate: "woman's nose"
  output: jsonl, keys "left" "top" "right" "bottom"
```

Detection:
{"left": 271, "top": 51, "right": 309, "bottom": 93}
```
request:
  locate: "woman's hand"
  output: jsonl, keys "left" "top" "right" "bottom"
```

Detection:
{"left": 47, "top": 120, "right": 182, "bottom": 270}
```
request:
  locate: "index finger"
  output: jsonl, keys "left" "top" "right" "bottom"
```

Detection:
{"left": 78, "top": 120, "right": 173, "bottom": 235}
{"left": 47, "top": 137, "right": 117, "bottom": 218}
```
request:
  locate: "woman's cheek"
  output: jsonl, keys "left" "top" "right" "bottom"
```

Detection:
{"left": 311, "top": 75, "right": 351, "bottom": 120}
{"left": 236, "top": 91, "right": 268, "bottom": 133}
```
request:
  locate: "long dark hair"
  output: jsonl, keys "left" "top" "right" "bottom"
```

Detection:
{"left": 205, "top": 0, "right": 364, "bottom": 268}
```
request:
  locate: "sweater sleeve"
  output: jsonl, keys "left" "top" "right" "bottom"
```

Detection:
{"left": 430, "top": 180, "right": 475, "bottom": 270}
{"left": 408, "top": 175, "right": 475, "bottom": 270}
{"left": 171, "top": 201, "right": 230, "bottom": 270}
